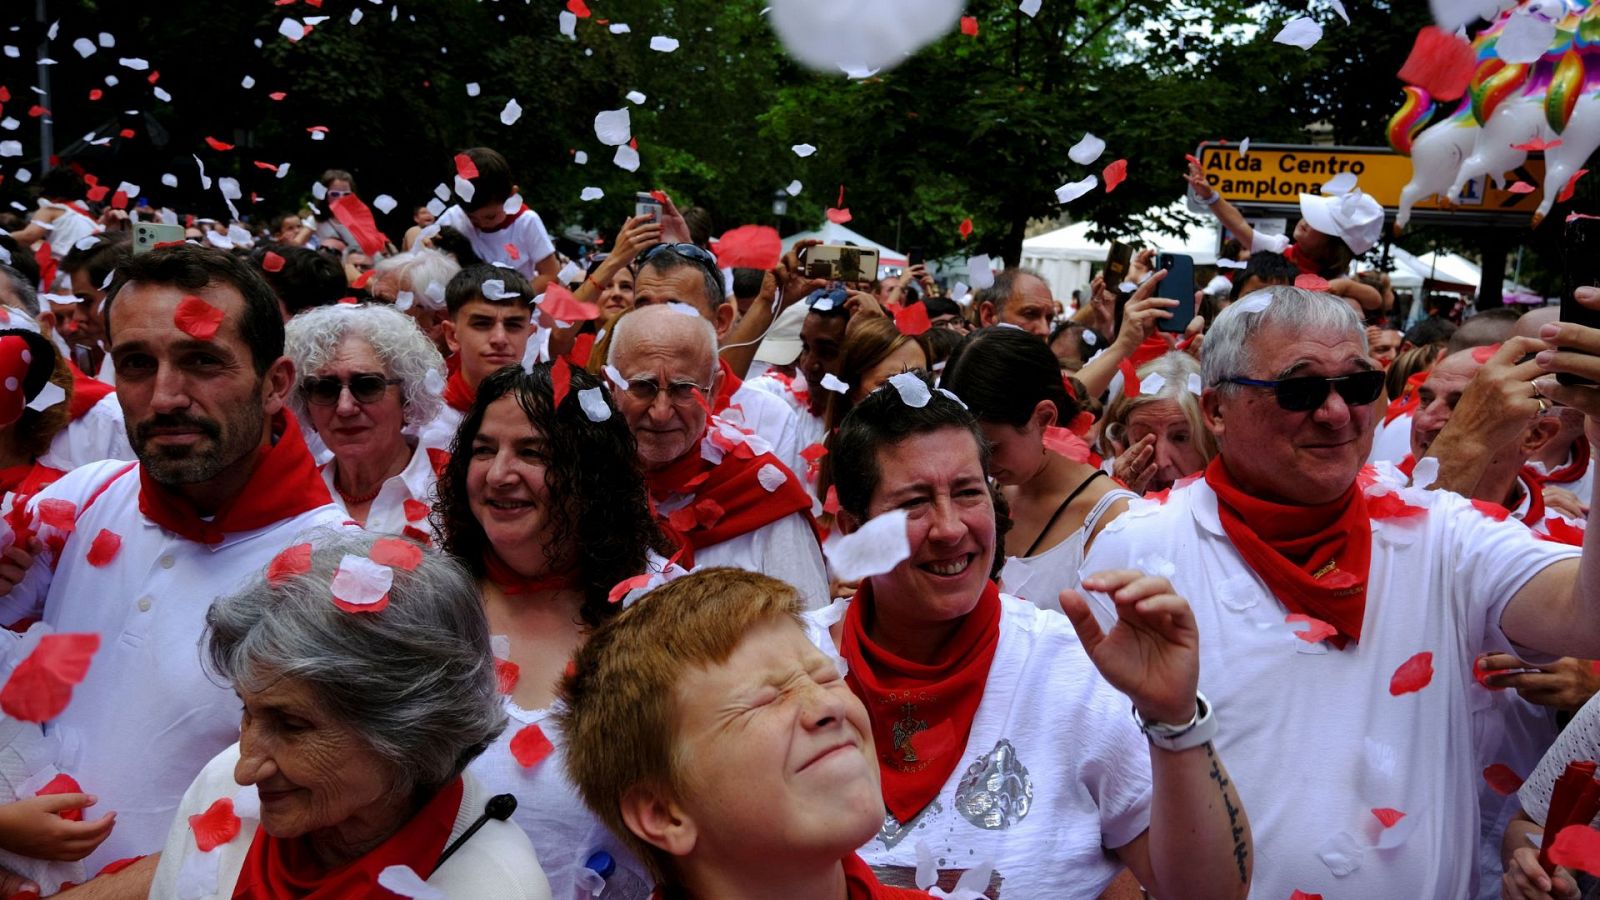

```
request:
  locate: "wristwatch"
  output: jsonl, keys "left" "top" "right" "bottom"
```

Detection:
{"left": 1133, "top": 692, "right": 1216, "bottom": 752}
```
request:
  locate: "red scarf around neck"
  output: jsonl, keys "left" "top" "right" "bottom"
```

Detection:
{"left": 1515, "top": 467, "right": 1547, "bottom": 525}
{"left": 483, "top": 548, "right": 578, "bottom": 595}
{"left": 0, "top": 461, "right": 63, "bottom": 497}
{"left": 643, "top": 420, "right": 814, "bottom": 565}
{"left": 1544, "top": 439, "right": 1592, "bottom": 486}
{"left": 443, "top": 369, "right": 476, "bottom": 413}
{"left": 712, "top": 358, "right": 742, "bottom": 416}
{"left": 138, "top": 413, "right": 333, "bottom": 545}
{"left": 232, "top": 778, "right": 462, "bottom": 899}
{"left": 838, "top": 580, "right": 1001, "bottom": 824}
{"left": 478, "top": 204, "right": 531, "bottom": 234}
{"left": 1205, "top": 457, "right": 1372, "bottom": 648}
{"left": 65, "top": 362, "right": 113, "bottom": 420}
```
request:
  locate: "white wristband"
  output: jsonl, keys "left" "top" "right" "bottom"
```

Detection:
{"left": 1133, "top": 691, "right": 1216, "bottom": 752}
{"left": 1201, "top": 192, "right": 1222, "bottom": 206}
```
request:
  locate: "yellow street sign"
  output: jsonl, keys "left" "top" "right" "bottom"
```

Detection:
{"left": 1196, "top": 142, "right": 1545, "bottom": 218}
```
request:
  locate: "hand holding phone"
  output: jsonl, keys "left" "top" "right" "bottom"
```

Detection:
{"left": 1154, "top": 252, "right": 1196, "bottom": 334}
{"left": 1559, "top": 216, "right": 1600, "bottom": 387}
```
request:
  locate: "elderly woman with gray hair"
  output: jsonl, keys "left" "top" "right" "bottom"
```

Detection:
{"left": 286, "top": 303, "right": 447, "bottom": 541}
{"left": 1099, "top": 352, "right": 1219, "bottom": 496}
{"left": 149, "top": 530, "right": 551, "bottom": 898}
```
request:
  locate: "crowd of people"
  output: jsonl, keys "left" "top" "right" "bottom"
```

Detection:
{"left": 0, "top": 138, "right": 1595, "bottom": 900}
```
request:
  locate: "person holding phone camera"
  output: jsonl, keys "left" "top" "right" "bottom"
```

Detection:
{"left": 974, "top": 269, "right": 1056, "bottom": 338}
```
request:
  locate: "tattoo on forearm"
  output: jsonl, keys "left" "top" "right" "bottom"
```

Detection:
{"left": 1206, "top": 743, "right": 1248, "bottom": 884}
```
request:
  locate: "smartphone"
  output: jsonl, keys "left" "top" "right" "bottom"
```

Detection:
{"left": 1106, "top": 241, "right": 1134, "bottom": 335}
{"left": 1155, "top": 251, "right": 1196, "bottom": 334}
{"left": 132, "top": 221, "right": 185, "bottom": 255}
{"left": 634, "top": 192, "right": 663, "bottom": 221}
{"left": 907, "top": 246, "right": 925, "bottom": 267}
{"left": 1560, "top": 215, "right": 1600, "bottom": 386}
{"left": 803, "top": 244, "right": 881, "bottom": 283}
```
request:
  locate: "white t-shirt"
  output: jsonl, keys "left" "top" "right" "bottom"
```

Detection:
{"left": 727, "top": 380, "right": 805, "bottom": 479}
{"left": 1081, "top": 468, "right": 1581, "bottom": 899}
{"left": 0, "top": 460, "right": 347, "bottom": 872}
{"left": 1000, "top": 485, "right": 1136, "bottom": 614}
{"left": 36, "top": 201, "right": 99, "bottom": 261}
{"left": 151, "top": 743, "right": 551, "bottom": 900}
{"left": 803, "top": 593, "right": 1153, "bottom": 899}
{"left": 320, "top": 437, "right": 442, "bottom": 543}
{"left": 743, "top": 373, "right": 827, "bottom": 502}
{"left": 1531, "top": 451, "right": 1597, "bottom": 504}
{"left": 438, "top": 205, "right": 556, "bottom": 281}
{"left": 417, "top": 404, "right": 466, "bottom": 458}
{"left": 696, "top": 510, "right": 829, "bottom": 609}
{"left": 468, "top": 702, "right": 653, "bottom": 900}
{"left": 37, "top": 392, "right": 135, "bottom": 472}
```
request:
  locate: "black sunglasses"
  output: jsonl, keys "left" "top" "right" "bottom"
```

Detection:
{"left": 638, "top": 242, "right": 722, "bottom": 280}
{"left": 302, "top": 373, "right": 402, "bottom": 406}
{"left": 1224, "top": 370, "right": 1385, "bottom": 412}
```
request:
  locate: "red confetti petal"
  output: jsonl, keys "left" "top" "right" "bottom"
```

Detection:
{"left": 1367, "top": 491, "right": 1426, "bottom": 520}
{"left": 1541, "top": 517, "right": 1586, "bottom": 546}
{"left": 649, "top": 190, "right": 669, "bottom": 204}
{"left": 1473, "top": 655, "right": 1506, "bottom": 691}
{"left": 85, "top": 529, "right": 121, "bottom": 567}
{"left": 262, "top": 251, "right": 285, "bottom": 273}
{"left": 1397, "top": 26, "right": 1477, "bottom": 102}
{"left": 351, "top": 269, "right": 376, "bottom": 290}
{"left": 958, "top": 218, "right": 973, "bottom": 239}
{"left": 369, "top": 537, "right": 422, "bottom": 571}
{"left": 1103, "top": 159, "right": 1128, "bottom": 193}
{"left": 1549, "top": 824, "right": 1600, "bottom": 875}
{"left": 540, "top": 283, "right": 599, "bottom": 322}
{"left": 427, "top": 448, "right": 451, "bottom": 476}
{"left": 1470, "top": 343, "right": 1501, "bottom": 364}
{"left": 86, "top": 184, "right": 110, "bottom": 204}
{"left": 1507, "top": 181, "right": 1537, "bottom": 195}
{"left": 713, "top": 225, "right": 782, "bottom": 270}
{"left": 87, "top": 89, "right": 102, "bottom": 101}
{"left": 146, "top": 71, "right": 160, "bottom": 85}
{"left": 510, "top": 722, "right": 554, "bottom": 767}
{"left": 1372, "top": 807, "right": 1406, "bottom": 828}
{"left": 551, "top": 357, "right": 573, "bottom": 409}
{"left": 174, "top": 296, "right": 225, "bottom": 341}
{"left": 1513, "top": 138, "right": 1562, "bottom": 152}
{"left": 454, "top": 153, "right": 479, "bottom": 180}
{"left": 402, "top": 525, "right": 432, "bottom": 546}
{"left": 1471, "top": 499, "right": 1511, "bottom": 521}
{"left": 204, "top": 136, "right": 234, "bottom": 152}
{"left": 893, "top": 301, "right": 932, "bottom": 336}
{"left": 1559, "top": 169, "right": 1590, "bottom": 204}
{"left": 403, "top": 499, "right": 429, "bottom": 522}
{"left": 0, "top": 634, "right": 100, "bottom": 723}
{"left": 1294, "top": 274, "right": 1330, "bottom": 291}
{"left": 494, "top": 657, "right": 520, "bottom": 694}
{"left": 37, "top": 498, "right": 77, "bottom": 532}
{"left": 188, "top": 798, "right": 240, "bottom": 852}
{"left": 117, "top": 128, "right": 135, "bottom": 140}
{"left": 266, "top": 543, "right": 313, "bottom": 587}
{"left": 667, "top": 505, "right": 698, "bottom": 533}
{"left": 1286, "top": 613, "right": 1338, "bottom": 643}
{"left": 27, "top": 105, "right": 48, "bottom": 118}
{"left": 1389, "top": 651, "right": 1434, "bottom": 696}
{"left": 800, "top": 443, "right": 828, "bottom": 463}
{"left": 1042, "top": 426, "right": 1093, "bottom": 464}
{"left": 608, "top": 573, "right": 652, "bottom": 605}
{"left": 36, "top": 773, "right": 84, "bottom": 821}
{"left": 1289, "top": 893, "right": 1323, "bottom": 900}
{"left": 268, "top": 91, "right": 286, "bottom": 101}
{"left": 825, "top": 207, "right": 853, "bottom": 225}
{"left": 503, "top": 242, "right": 521, "bottom": 261}
{"left": 1484, "top": 763, "right": 1525, "bottom": 795}
{"left": 567, "top": 0, "right": 592, "bottom": 17}
{"left": 960, "top": 15, "right": 979, "bottom": 36}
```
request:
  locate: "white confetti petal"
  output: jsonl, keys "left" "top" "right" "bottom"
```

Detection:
{"left": 424, "top": 282, "right": 448, "bottom": 311}
{"left": 1187, "top": 373, "right": 1203, "bottom": 395}
{"left": 465, "top": 82, "right": 480, "bottom": 97}
{"left": 580, "top": 186, "right": 604, "bottom": 201}
{"left": 785, "top": 179, "right": 803, "bottom": 196}
{"left": 395, "top": 290, "right": 415, "bottom": 312}
{"left": 791, "top": 143, "right": 817, "bottom": 158}
{"left": 72, "top": 38, "right": 96, "bottom": 58}
{"left": 1020, "top": 0, "right": 1042, "bottom": 16}
{"left": 1273, "top": 16, "right": 1322, "bottom": 50}
{"left": 117, "top": 57, "right": 149, "bottom": 71}
{"left": 454, "top": 175, "right": 476, "bottom": 204}
{"left": 232, "top": 786, "right": 260, "bottom": 822}
{"left": 824, "top": 509, "right": 911, "bottom": 582}
{"left": 1216, "top": 257, "right": 1247, "bottom": 269}
{"left": 1068, "top": 132, "right": 1105, "bottom": 165}
{"left": 377, "top": 866, "right": 445, "bottom": 900}
{"left": 1055, "top": 175, "right": 1098, "bottom": 204}
{"left": 966, "top": 254, "right": 994, "bottom": 291}
{"left": 594, "top": 108, "right": 632, "bottom": 146}
{"left": 0, "top": 141, "right": 20, "bottom": 158}
{"left": 609, "top": 23, "right": 632, "bottom": 34}
{"left": 757, "top": 463, "right": 786, "bottom": 492}
{"left": 331, "top": 555, "right": 393, "bottom": 608}
{"left": 218, "top": 177, "right": 242, "bottom": 201}
{"left": 1317, "top": 830, "right": 1365, "bottom": 876}
{"left": 769, "top": 0, "right": 962, "bottom": 75}
{"left": 278, "top": 18, "right": 304, "bottom": 42}
{"left": 915, "top": 841, "right": 939, "bottom": 891}
{"left": 161, "top": 172, "right": 178, "bottom": 188}
{"left": 649, "top": 36, "right": 680, "bottom": 52}
{"left": 349, "top": 8, "right": 363, "bottom": 24}
{"left": 1329, "top": 0, "right": 1349, "bottom": 23}
{"left": 820, "top": 373, "right": 850, "bottom": 394}
{"left": 1323, "top": 171, "right": 1358, "bottom": 195}
{"left": 26, "top": 381, "right": 65, "bottom": 412}
{"left": 430, "top": 183, "right": 448, "bottom": 202}
{"left": 559, "top": 11, "right": 578, "bottom": 38}
{"left": 503, "top": 193, "right": 523, "bottom": 214}
{"left": 1142, "top": 373, "right": 1168, "bottom": 394}
{"left": 1412, "top": 456, "right": 1441, "bottom": 490}
{"left": 153, "top": 86, "right": 172, "bottom": 103}
{"left": 480, "top": 279, "right": 517, "bottom": 301}
{"left": 1239, "top": 137, "right": 1251, "bottom": 156}
{"left": 425, "top": 198, "right": 446, "bottom": 218}
{"left": 1497, "top": 10, "right": 1557, "bottom": 65}
{"left": 626, "top": 90, "right": 647, "bottom": 104}
{"left": 1374, "top": 812, "right": 1419, "bottom": 849}
{"left": 240, "top": 75, "right": 255, "bottom": 89}
{"left": 888, "top": 371, "right": 932, "bottom": 408}
{"left": 573, "top": 150, "right": 588, "bottom": 165}
{"left": 613, "top": 144, "right": 640, "bottom": 172}
{"left": 372, "top": 194, "right": 397, "bottom": 215}
{"left": 578, "top": 387, "right": 612, "bottom": 422}
{"left": 500, "top": 98, "right": 523, "bottom": 126}
{"left": 603, "top": 365, "right": 629, "bottom": 390}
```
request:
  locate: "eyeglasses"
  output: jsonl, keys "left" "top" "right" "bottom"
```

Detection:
{"left": 1224, "top": 370, "right": 1385, "bottom": 412}
{"left": 302, "top": 373, "right": 402, "bottom": 406}
{"left": 326, "top": 190, "right": 351, "bottom": 201}
{"left": 638, "top": 242, "right": 723, "bottom": 281}
{"left": 622, "top": 378, "right": 708, "bottom": 408}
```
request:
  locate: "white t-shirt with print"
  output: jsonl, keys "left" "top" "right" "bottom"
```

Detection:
{"left": 438, "top": 205, "right": 556, "bottom": 281}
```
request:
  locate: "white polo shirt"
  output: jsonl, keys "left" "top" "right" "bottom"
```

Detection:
{"left": 37, "top": 392, "right": 135, "bottom": 472}
{"left": 803, "top": 593, "right": 1153, "bottom": 898}
{"left": 1080, "top": 469, "right": 1580, "bottom": 899}
{"left": 693, "top": 510, "right": 829, "bottom": 609}
{"left": 319, "top": 438, "right": 443, "bottom": 543}
{"left": 437, "top": 205, "right": 556, "bottom": 281}
{"left": 0, "top": 460, "right": 346, "bottom": 873}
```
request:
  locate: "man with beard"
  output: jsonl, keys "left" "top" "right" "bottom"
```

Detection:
{"left": 0, "top": 245, "right": 344, "bottom": 892}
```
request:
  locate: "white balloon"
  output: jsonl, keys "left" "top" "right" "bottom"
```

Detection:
{"left": 768, "top": 0, "right": 965, "bottom": 75}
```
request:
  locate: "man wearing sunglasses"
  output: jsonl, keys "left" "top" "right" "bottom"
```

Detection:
{"left": 1081, "top": 285, "right": 1600, "bottom": 899}
{"left": 608, "top": 304, "right": 827, "bottom": 608}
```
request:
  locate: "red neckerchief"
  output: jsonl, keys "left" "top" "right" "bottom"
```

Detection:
{"left": 844, "top": 854, "right": 929, "bottom": 898}
{"left": 839, "top": 579, "right": 1001, "bottom": 823}
{"left": 1544, "top": 439, "right": 1592, "bottom": 486}
{"left": 478, "top": 205, "right": 530, "bottom": 234}
{"left": 712, "top": 358, "right": 742, "bottom": 415}
{"left": 66, "top": 361, "right": 113, "bottom": 420}
{"left": 1283, "top": 243, "right": 1325, "bottom": 276}
{"left": 232, "top": 778, "right": 462, "bottom": 899}
{"left": 483, "top": 548, "right": 578, "bottom": 595}
{"left": 34, "top": 245, "right": 56, "bottom": 303}
{"left": 1206, "top": 457, "right": 1372, "bottom": 648}
{"left": 443, "top": 370, "right": 476, "bottom": 413}
{"left": 643, "top": 418, "right": 815, "bottom": 564}
{"left": 1129, "top": 333, "right": 1173, "bottom": 368}
{"left": 138, "top": 413, "right": 332, "bottom": 545}
{"left": 1514, "top": 467, "right": 1546, "bottom": 524}
{"left": 1383, "top": 372, "right": 1427, "bottom": 425}
{"left": 0, "top": 461, "right": 63, "bottom": 496}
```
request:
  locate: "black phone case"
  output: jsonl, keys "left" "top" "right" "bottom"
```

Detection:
{"left": 1560, "top": 217, "right": 1600, "bottom": 386}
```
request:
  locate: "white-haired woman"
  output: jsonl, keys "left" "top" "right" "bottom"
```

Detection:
{"left": 369, "top": 247, "right": 460, "bottom": 356}
{"left": 150, "top": 530, "right": 551, "bottom": 898}
{"left": 286, "top": 303, "right": 446, "bottom": 540}
{"left": 1099, "top": 352, "right": 1218, "bottom": 495}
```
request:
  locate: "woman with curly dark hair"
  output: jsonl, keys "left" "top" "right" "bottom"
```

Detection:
{"left": 435, "top": 362, "right": 670, "bottom": 900}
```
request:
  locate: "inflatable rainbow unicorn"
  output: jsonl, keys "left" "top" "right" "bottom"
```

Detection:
{"left": 1389, "top": 0, "right": 1600, "bottom": 230}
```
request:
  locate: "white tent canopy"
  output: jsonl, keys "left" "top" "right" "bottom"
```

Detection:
{"left": 1020, "top": 201, "right": 1221, "bottom": 304}
{"left": 780, "top": 222, "right": 908, "bottom": 270}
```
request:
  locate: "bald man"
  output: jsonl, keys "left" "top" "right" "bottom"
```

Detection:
{"left": 608, "top": 305, "right": 828, "bottom": 606}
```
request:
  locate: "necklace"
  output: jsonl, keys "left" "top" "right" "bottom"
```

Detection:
{"left": 336, "top": 480, "right": 384, "bottom": 505}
